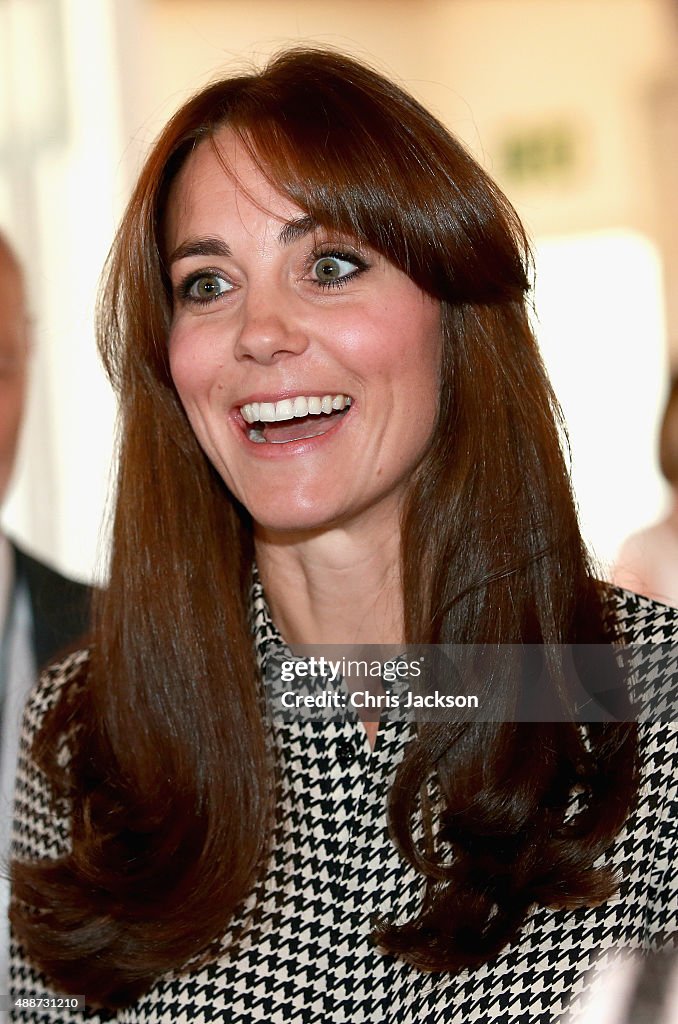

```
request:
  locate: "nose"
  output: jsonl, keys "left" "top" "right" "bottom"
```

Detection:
{"left": 233, "top": 290, "right": 310, "bottom": 365}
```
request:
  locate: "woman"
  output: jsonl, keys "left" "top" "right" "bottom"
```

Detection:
{"left": 9, "top": 49, "right": 677, "bottom": 1023}
{"left": 614, "top": 378, "right": 678, "bottom": 606}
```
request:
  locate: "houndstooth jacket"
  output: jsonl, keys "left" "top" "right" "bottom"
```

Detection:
{"left": 8, "top": 583, "right": 678, "bottom": 1023}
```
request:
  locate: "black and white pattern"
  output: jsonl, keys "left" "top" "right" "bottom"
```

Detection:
{"left": 9, "top": 585, "right": 678, "bottom": 1023}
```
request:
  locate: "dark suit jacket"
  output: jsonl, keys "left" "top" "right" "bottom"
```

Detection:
{"left": 12, "top": 544, "right": 92, "bottom": 671}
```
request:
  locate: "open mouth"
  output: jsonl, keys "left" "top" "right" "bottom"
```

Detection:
{"left": 239, "top": 394, "right": 352, "bottom": 444}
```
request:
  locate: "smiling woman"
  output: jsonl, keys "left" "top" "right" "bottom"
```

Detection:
{"left": 8, "top": 48, "right": 677, "bottom": 1024}
{"left": 165, "top": 130, "right": 440, "bottom": 544}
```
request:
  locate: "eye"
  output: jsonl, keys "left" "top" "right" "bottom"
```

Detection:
{"left": 181, "top": 272, "right": 233, "bottom": 305}
{"left": 310, "top": 252, "right": 364, "bottom": 288}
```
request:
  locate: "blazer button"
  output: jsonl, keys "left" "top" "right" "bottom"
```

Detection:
{"left": 335, "top": 738, "right": 355, "bottom": 767}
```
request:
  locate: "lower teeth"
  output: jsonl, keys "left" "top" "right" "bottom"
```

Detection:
{"left": 247, "top": 427, "right": 322, "bottom": 444}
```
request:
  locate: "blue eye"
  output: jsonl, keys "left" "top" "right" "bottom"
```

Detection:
{"left": 311, "top": 253, "right": 363, "bottom": 287}
{"left": 184, "top": 273, "right": 232, "bottom": 304}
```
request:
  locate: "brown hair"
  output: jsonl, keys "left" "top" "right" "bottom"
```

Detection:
{"left": 11, "top": 48, "right": 637, "bottom": 1007}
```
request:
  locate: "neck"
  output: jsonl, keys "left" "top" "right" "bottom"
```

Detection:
{"left": 254, "top": 514, "right": 403, "bottom": 646}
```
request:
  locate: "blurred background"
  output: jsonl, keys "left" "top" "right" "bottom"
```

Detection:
{"left": 1, "top": 0, "right": 677, "bottom": 584}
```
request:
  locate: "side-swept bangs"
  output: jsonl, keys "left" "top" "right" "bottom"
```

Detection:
{"left": 157, "top": 49, "right": 530, "bottom": 309}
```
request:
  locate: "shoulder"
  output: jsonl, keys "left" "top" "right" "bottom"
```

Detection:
{"left": 12, "top": 543, "right": 91, "bottom": 600}
{"left": 11, "top": 543, "right": 94, "bottom": 668}
{"left": 12, "top": 649, "right": 90, "bottom": 862}
{"left": 588, "top": 590, "right": 678, "bottom": 946}
{"left": 20, "top": 646, "right": 91, "bottom": 736}
{"left": 604, "top": 583, "right": 677, "bottom": 746}
{"left": 613, "top": 523, "right": 678, "bottom": 607}
{"left": 603, "top": 583, "right": 678, "bottom": 642}
{"left": 618, "top": 520, "right": 672, "bottom": 553}
{"left": 604, "top": 589, "right": 677, "bottom": 896}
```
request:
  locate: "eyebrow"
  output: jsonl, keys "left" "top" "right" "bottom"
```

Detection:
{"left": 168, "top": 236, "right": 231, "bottom": 264}
{"left": 277, "top": 215, "right": 318, "bottom": 247}
{"left": 168, "top": 216, "right": 320, "bottom": 266}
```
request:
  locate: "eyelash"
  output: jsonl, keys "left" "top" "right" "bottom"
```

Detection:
{"left": 310, "top": 248, "right": 368, "bottom": 290}
{"left": 175, "top": 246, "right": 369, "bottom": 308}
{"left": 177, "top": 268, "right": 232, "bottom": 307}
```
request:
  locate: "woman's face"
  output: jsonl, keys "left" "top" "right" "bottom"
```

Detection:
{"left": 166, "top": 129, "right": 441, "bottom": 537}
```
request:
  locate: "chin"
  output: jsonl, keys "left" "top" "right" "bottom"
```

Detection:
{"left": 252, "top": 510, "right": 338, "bottom": 538}
{"left": 246, "top": 491, "right": 359, "bottom": 537}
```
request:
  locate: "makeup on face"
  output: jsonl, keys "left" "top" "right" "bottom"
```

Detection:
{"left": 166, "top": 128, "right": 442, "bottom": 536}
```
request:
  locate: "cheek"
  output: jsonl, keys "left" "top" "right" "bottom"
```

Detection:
{"left": 391, "top": 302, "right": 442, "bottom": 449}
{"left": 383, "top": 299, "right": 442, "bottom": 389}
{"left": 341, "top": 299, "right": 440, "bottom": 376}
{"left": 415, "top": 302, "right": 443, "bottom": 384}
{"left": 168, "top": 332, "right": 234, "bottom": 475}
{"left": 168, "top": 329, "right": 221, "bottom": 404}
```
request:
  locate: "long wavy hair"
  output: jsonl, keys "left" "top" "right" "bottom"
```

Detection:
{"left": 11, "top": 48, "right": 638, "bottom": 1008}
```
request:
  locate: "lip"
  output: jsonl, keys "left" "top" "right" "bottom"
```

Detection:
{"left": 229, "top": 396, "right": 354, "bottom": 458}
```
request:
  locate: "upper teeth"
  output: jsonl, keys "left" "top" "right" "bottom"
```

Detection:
{"left": 240, "top": 394, "right": 351, "bottom": 424}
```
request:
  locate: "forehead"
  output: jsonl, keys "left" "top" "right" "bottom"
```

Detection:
{"left": 164, "top": 128, "right": 304, "bottom": 252}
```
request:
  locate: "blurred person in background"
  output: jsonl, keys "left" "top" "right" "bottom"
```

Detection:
{"left": 568, "top": 949, "right": 678, "bottom": 1024}
{"left": 614, "top": 377, "right": 678, "bottom": 606}
{"left": 0, "top": 230, "right": 91, "bottom": 999}
{"left": 7, "top": 51, "right": 677, "bottom": 1024}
